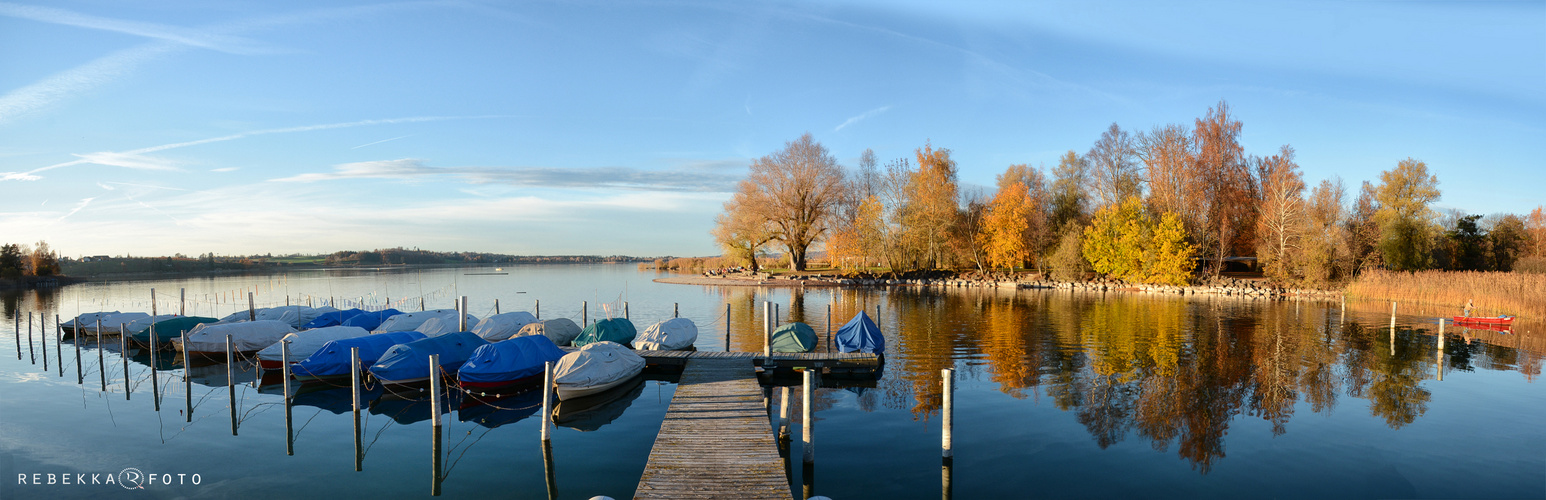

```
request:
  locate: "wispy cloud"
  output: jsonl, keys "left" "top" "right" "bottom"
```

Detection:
{"left": 2, "top": 116, "right": 507, "bottom": 181}
{"left": 834, "top": 105, "right": 892, "bottom": 131}
{"left": 272, "top": 158, "right": 744, "bottom": 192}
{"left": 352, "top": 135, "right": 410, "bottom": 149}
{"left": 0, "top": 3, "right": 276, "bottom": 54}
{"left": 0, "top": 42, "right": 179, "bottom": 127}
{"left": 211, "top": 167, "right": 239, "bottom": 173}
{"left": 57, "top": 197, "right": 94, "bottom": 221}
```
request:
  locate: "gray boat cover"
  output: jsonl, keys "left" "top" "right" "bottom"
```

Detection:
{"left": 633, "top": 318, "right": 698, "bottom": 350}
{"left": 516, "top": 318, "right": 583, "bottom": 346}
{"left": 178, "top": 320, "right": 297, "bottom": 352}
{"left": 256, "top": 326, "right": 371, "bottom": 363}
{"left": 552, "top": 342, "right": 645, "bottom": 396}
{"left": 470, "top": 312, "right": 539, "bottom": 341}
{"left": 76, "top": 312, "right": 148, "bottom": 334}
{"left": 374, "top": 309, "right": 478, "bottom": 334}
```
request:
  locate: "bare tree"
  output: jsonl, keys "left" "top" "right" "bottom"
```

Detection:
{"left": 1192, "top": 100, "right": 1254, "bottom": 276}
{"left": 1138, "top": 124, "right": 1201, "bottom": 236}
{"left": 732, "top": 133, "right": 846, "bottom": 271}
{"left": 1087, "top": 123, "right": 1143, "bottom": 210}
{"left": 1255, "top": 146, "right": 1306, "bottom": 282}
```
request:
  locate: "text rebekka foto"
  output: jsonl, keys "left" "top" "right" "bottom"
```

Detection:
{"left": 17, "top": 468, "right": 202, "bottom": 489}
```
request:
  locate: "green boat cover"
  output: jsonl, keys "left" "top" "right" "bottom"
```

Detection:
{"left": 571, "top": 318, "right": 637, "bottom": 348}
{"left": 770, "top": 322, "right": 817, "bottom": 353}
{"left": 132, "top": 316, "right": 219, "bottom": 345}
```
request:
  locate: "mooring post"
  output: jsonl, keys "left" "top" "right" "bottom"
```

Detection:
{"left": 71, "top": 315, "right": 81, "bottom": 384}
{"left": 151, "top": 288, "right": 157, "bottom": 316}
{"left": 282, "top": 340, "right": 293, "bottom": 456}
{"left": 826, "top": 304, "right": 832, "bottom": 353}
{"left": 150, "top": 325, "right": 159, "bottom": 411}
{"left": 459, "top": 296, "right": 468, "bottom": 332}
{"left": 775, "top": 302, "right": 780, "bottom": 326}
{"left": 41, "top": 313, "right": 48, "bottom": 371}
{"left": 1438, "top": 319, "right": 1446, "bottom": 350}
{"left": 351, "top": 346, "right": 363, "bottom": 471}
{"left": 97, "top": 320, "right": 105, "bottom": 390}
{"left": 724, "top": 303, "right": 731, "bottom": 352}
{"left": 494, "top": 299, "right": 500, "bottom": 315}
{"left": 429, "top": 354, "right": 442, "bottom": 427}
{"left": 624, "top": 301, "right": 629, "bottom": 320}
{"left": 13, "top": 314, "right": 19, "bottom": 360}
{"left": 28, "top": 312, "right": 35, "bottom": 364}
{"left": 227, "top": 335, "right": 236, "bottom": 435}
{"left": 763, "top": 301, "right": 771, "bottom": 357}
{"left": 541, "top": 361, "right": 554, "bottom": 442}
{"left": 542, "top": 440, "right": 557, "bottom": 500}
{"left": 180, "top": 288, "right": 186, "bottom": 316}
{"left": 582, "top": 301, "right": 588, "bottom": 326}
{"left": 184, "top": 325, "right": 192, "bottom": 422}
{"left": 420, "top": 297, "right": 425, "bottom": 312}
{"left": 121, "top": 326, "right": 130, "bottom": 400}
{"left": 942, "top": 368, "right": 954, "bottom": 461}
{"left": 248, "top": 292, "right": 256, "bottom": 322}
{"left": 673, "top": 303, "right": 678, "bottom": 319}
{"left": 55, "top": 315, "right": 63, "bottom": 377}
{"left": 803, "top": 368, "right": 814, "bottom": 464}
{"left": 535, "top": 300, "right": 540, "bottom": 320}
{"left": 779, "top": 386, "right": 791, "bottom": 440}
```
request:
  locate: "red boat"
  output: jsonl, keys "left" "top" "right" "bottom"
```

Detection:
{"left": 1451, "top": 316, "right": 1515, "bottom": 327}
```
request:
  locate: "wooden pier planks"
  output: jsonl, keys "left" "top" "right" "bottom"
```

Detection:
{"left": 635, "top": 358, "right": 792, "bottom": 500}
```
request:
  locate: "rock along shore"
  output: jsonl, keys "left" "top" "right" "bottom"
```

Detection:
{"left": 653, "top": 273, "right": 1343, "bottom": 300}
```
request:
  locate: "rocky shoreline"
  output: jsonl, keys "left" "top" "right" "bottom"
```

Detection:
{"left": 655, "top": 273, "right": 1343, "bottom": 300}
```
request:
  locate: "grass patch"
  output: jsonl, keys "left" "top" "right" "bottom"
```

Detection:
{"left": 1346, "top": 269, "right": 1545, "bottom": 318}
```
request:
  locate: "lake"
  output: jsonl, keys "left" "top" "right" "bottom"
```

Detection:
{"left": 2, "top": 264, "right": 1542, "bottom": 499}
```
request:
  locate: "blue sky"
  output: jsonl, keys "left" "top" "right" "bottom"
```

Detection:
{"left": 2, "top": 0, "right": 1542, "bottom": 258}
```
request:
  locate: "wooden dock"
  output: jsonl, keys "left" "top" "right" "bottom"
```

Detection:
{"left": 635, "top": 358, "right": 792, "bottom": 499}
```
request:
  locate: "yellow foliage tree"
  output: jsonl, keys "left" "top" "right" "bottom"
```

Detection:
{"left": 981, "top": 182, "right": 1032, "bottom": 271}
{"left": 1083, "top": 197, "right": 1195, "bottom": 285}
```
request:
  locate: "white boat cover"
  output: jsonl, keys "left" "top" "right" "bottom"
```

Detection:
{"left": 633, "top": 318, "right": 699, "bottom": 350}
{"left": 373, "top": 309, "right": 477, "bottom": 334}
{"left": 256, "top": 326, "right": 371, "bottom": 363}
{"left": 470, "top": 312, "right": 539, "bottom": 341}
{"left": 415, "top": 317, "right": 461, "bottom": 337}
{"left": 79, "top": 312, "right": 151, "bottom": 334}
{"left": 177, "top": 320, "right": 297, "bottom": 353}
{"left": 552, "top": 342, "right": 645, "bottom": 399}
{"left": 515, "top": 318, "right": 583, "bottom": 346}
{"left": 124, "top": 314, "right": 179, "bottom": 334}
{"left": 64, "top": 311, "right": 121, "bottom": 329}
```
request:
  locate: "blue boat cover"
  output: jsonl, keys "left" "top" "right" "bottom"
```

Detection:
{"left": 572, "top": 318, "right": 637, "bottom": 348}
{"left": 293, "top": 330, "right": 425, "bottom": 378}
{"left": 835, "top": 311, "right": 885, "bottom": 354}
{"left": 770, "top": 322, "right": 817, "bottom": 353}
{"left": 340, "top": 308, "right": 403, "bottom": 331}
{"left": 131, "top": 316, "right": 218, "bottom": 344}
{"left": 303, "top": 308, "right": 367, "bottom": 329}
{"left": 370, "top": 331, "right": 490, "bottom": 383}
{"left": 458, "top": 335, "right": 568, "bottom": 384}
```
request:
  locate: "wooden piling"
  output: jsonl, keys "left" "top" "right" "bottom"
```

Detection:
{"left": 1439, "top": 319, "right": 1446, "bottom": 350}
{"left": 429, "top": 354, "right": 442, "bottom": 427}
{"left": 494, "top": 299, "right": 500, "bottom": 315}
{"left": 352, "top": 346, "right": 363, "bottom": 471}
{"left": 802, "top": 368, "right": 814, "bottom": 464}
{"left": 248, "top": 292, "right": 256, "bottom": 321}
{"left": 826, "top": 304, "right": 832, "bottom": 353}
{"left": 227, "top": 335, "right": 236, "bottom": 435}
{"left": 41, "top": 313, "right": 47, "bottom": 371}
{"left": 763, "top": 301, "right": 771, "bottom": 357}
{"left": 55, "top": 315, "right": 63, "bottom": 377}
{"left": 121, "top": 326, "right": 129, "bottom": 400}
{"left": 458, "top": 296, "right": 468, "bottom": 332}
{"left": 72, "top": 315, "right": 81, "bottom": 384}
{"left": 282, "top": 340, "right": 293, "bottom": 456}
{"left": 778, "top": 386, "right": 791, "bottom": 440}
{"left": 28, "top": 313, "right": 34, "bottom": 364}
{"left": 180, "top": 288, "right": 186, "bottom": 316}
{"left": 582, "top": 301, "right": 588, "bottom": 326}
{"left": 184, "top": 320, "right": 192, "bottom": 421}
{"left": 673, "top": 303, "right": 678, "bottom": 318}
{"left": 150, "top": 325, "right": 159, "bottom": 411}
{"left": 151, "top": 288, "right": 158, "bottom": 316}
{"left": 942, "top": 368, "right": 954, "bottom": 459}
{"left": 541, "top": 361, "right": 553, "bottom": 442}
{"left": 97, "top": 320, "right": 105, "bottom": 390}
{"left": 624, "top": 301, "right": 630, "bottom": 320}
{"left": 535, "top": 300, "right": 540, "bottom": 320}
{"left": 724, "top": 303, "right": 731, "bottom": 352}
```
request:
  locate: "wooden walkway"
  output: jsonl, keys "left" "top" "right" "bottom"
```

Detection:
{"left": 635, "top": 358, "right": 791, "bottom": 500}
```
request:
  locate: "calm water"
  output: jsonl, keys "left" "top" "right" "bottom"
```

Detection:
{"left": 1, "top": 264, "right": 1542, "bottom": 499}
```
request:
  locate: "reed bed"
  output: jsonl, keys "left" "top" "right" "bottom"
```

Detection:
{"left": 1346, "top": 269, "right": 1546, "bottom": 318}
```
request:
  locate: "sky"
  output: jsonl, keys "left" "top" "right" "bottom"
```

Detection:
{"left": 2, "top": 0, "right": 1542, "bottom": 258}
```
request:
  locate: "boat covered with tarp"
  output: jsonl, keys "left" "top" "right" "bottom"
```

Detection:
{"left": 770, "top": 322, "right": 817, "bottom": 353}
{"left": 302, "top": 308, "right": 366, "bottom": 329}
{"left": 516, "top": 318, "right": 583, "bottom": 346}
{"left": 373, "top": 309, "right": 477, "bottom": 335}
{"left": 632, "top": 318, "right": 698, "bottom": 351}
{"left": 458, "top": 335, "right": 567, "bottom": 389}
{"left": 62, "top": 311, "right": 121, "bottom": 334}
{"left": 173, "top": 320, "right": 296, "bottom": 355}
{"left": 553, "top": 376, "right": 645, "bottom": 431}
{"left": 256, "top": 325, "right": 371, "bottom": 369}
{"left": 293, "top": 330, "right": 425, "bottom": 380}
{"left": 75, "top": 312, "right": 150, "bottom": 335}
{"left": 571, "top": 318, "right": 637, "bottom": 348}
{"left": 369, "top": 331, "right": 489, "bottom": 385}
{"left": 340, "top": 308, "right": 404, "bottom": 331}
{"left": 835, "top": 311, "right": 885, "bottom": 354}
{"left": 470, "top": 312, "right": 539, "bottom": 341}
{"left": 552, "top": 341, "right": 645, "bottom": 400}
{"left": 131, "top": 316, "right": 219, "bottom": 347}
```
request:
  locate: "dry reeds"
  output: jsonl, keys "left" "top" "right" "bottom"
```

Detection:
{"left": 1346, "top": 269, "right": 1546, "bottom": 318}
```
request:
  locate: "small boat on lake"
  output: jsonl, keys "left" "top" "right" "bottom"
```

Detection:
{"left": 1451, "top": 316, "right": 1514, "bottom": 327}
{"left": 255, "top": 325, "right": 371, "bottom": 369}
{"left": 458, "top": 335, "right": 567, "bottom": 394}
{"left": 373, "top": 309, "right": 477, "bottom": 335}
{"left": 770, "top": 322, "right": 817, "bottom": 353}
{"left": 551, "top": 341, "right": 645, "bottom": 400}
{"left": 516, "top": 318, "right": 583, "bottom": 346}
{"left": 633, "top": 317, "right": 698, "bottom": 351}
{"left": 131, "top": 316, "right": 219, "bottom": 348}
{"left": 571, "top": 318, "right": 637, "bottom": 348}
{"left": 302, "top": 308, "right": 367, "bottom": 329}
{"left": 61, "top": 311, "right": 121, "bottom": 335}
{"left": 835, "top": 311, "right": 885, "bottom": 355}
{"left": 470, "top": 312, "right": 539, "bottom": 341}
{"left": 369, "top": 331, "right": 489, "bottom": 387}
{"left": 292, "top": 330, "right": 426, "bottom": 381}
{"left": 173, "top": 320, "right": 296, "bottom": 358}
{"left": 339, "top": 308, "right": 404, "bottom": 331}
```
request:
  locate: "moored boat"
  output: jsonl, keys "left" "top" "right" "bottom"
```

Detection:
{"left": 551, "top": 341, "right": 645, "bottom": 400}
{"left": 571, "top": 318, "right": 637, "bottom": 348}
{"left": 130, "top": 316, "right": 218, "bottom": 348}
{"left": 1451, "top": 315, "right": 1514, "bottom": 327}
{"left": 369, "top": 331, "right": 489, "bottom": 387}
{"left": 770, "top": 322, "right": 817, "bottom": 353}
{"left": 457, "top": 335, "right": 567, "bottom": 393}
{"left": 292, "top": 330, "right": 426, "bottom": 381}
{"left": 632, "top": 317, "right": 698, "bottom": 351}
{"left": 835, "top": 311, "right": 885, "bottom": 355}
{"left": 255, "top": 325, "right": 371, "bottom": 369}
{"left": 470, "top": 312, "right": 539, "bottom": 341}
{"left": 515, "top": 318, "right": 583, "bottom": 346}
{"left": 173, "top": 320, "right": 296, "bottom": 358}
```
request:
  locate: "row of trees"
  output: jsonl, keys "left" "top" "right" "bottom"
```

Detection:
{"left": 714, "top": 101, "right": 1546, "bottom": 285}
{"left": 0, "top": 241, "right": 61, "bottom": 279}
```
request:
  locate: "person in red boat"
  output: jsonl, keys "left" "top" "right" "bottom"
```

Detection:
{"left": 1463, "top": 299, "right": 1474, "bottom": 317}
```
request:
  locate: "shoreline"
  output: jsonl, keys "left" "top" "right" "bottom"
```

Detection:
{"left": 654, "top": 272, "right": 1346, "bottom": 300}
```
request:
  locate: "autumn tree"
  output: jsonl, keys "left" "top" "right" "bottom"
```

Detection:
{"left": 1192, "top": 100, "right": 1255, "bottom": 277}
{"left": 981, "top": 181, "right": 1033, "bottom": 271}
{"left": 1088, "top": 123, "right": 1143, "bottom": 210}
{"left": 29, "top": 241, "right": 60, "bottom": 276}
{"left": 902, "top": 142, "right": 962, "bottom": 269}
{"left": 1138, "top": 123, "right": 1202, "bottom": 237}
{"left": 0, "top": 244, "right": 23, "bottom": 279}
{"left": 1347, "top": 181, "right": 1383, "bottom": 272}
{"left": 995, "top": 164, "right": 1052, "bottom": 268}
{"left": 713, "top": 193, "right": 775, "bottom": 273}
{"left": 1483, "top": 214, "right": 1526, "bottom": 271}
{"left": 1255, "top": 146, "right": 1306, "bottom": 283}
{"left": 1302, "top": 178, "right": 1348, "bottom": 285}
{"left": 1527, "top": 206, "right": 1546, "bottom": 257}
{"left": 1373, "top": 158, "right": 1440, "bottom": 271}
{"left": 1083, "top": 197, "right": 1196, "bottom": 285}
{"left": 1048, "top": 150, "right": 1089, "bottom": 236}
{"left": 730, "top": 133, "right": 846, "bottom": 271}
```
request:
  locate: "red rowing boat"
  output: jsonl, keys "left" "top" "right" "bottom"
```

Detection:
{"left": 1451, "top": 316, "right": 1515, "bottom": 327}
